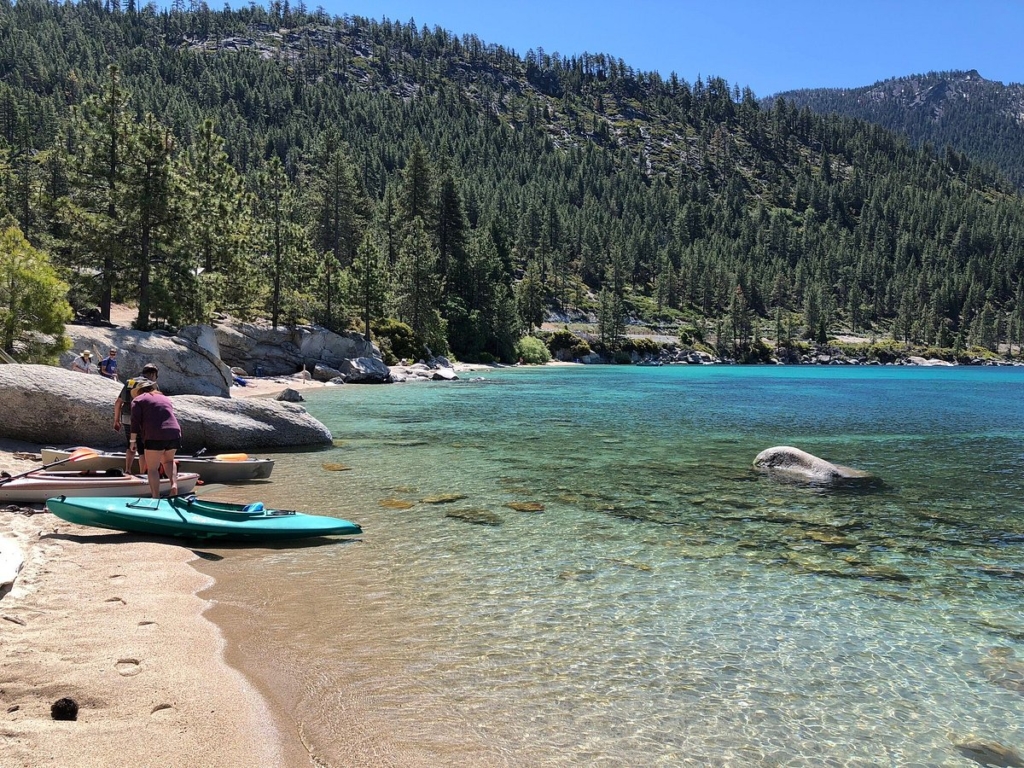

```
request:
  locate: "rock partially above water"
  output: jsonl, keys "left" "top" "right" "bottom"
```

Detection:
{"left": 753, "top": 446, "right": 878, "bottom": 488}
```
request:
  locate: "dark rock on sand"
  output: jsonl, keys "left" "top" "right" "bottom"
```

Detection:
{"left": 50, "top": 697, "right": 79, "bottom": 721}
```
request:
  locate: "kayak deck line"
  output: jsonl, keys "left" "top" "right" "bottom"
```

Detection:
{"left": 123, "top": 496, "right": 298, "bottom": 518}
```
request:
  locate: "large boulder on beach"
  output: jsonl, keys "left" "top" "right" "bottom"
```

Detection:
{"left": 753, "top": 446, "right": 877, "bottom": 487}
{"left": 0, "top": 365, "right": 332, "bottom": 451}
{"left": 172, "top": 395, "right": 331, "bottom": 450}
{"left": 64, "top": 327, "right": 232, "bottom": 396}
{"left": 338, "top": 356, "right": 392, "bottom": 384}
{"left": 188, "top": 320, "right": 381, "bottom": 377}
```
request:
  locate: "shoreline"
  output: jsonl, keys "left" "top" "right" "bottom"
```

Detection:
{"left": 0, "top": 439, "right": 306, "bottom": 767}
{"left": 0, "top": 361, "right": 522, "bottom": 767}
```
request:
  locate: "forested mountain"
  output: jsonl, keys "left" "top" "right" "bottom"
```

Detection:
{"left": 2, "top": 1, "right": 1024, "bottom": 364}
{"left": 774, "top": 70, "right": 1024, "bottom": 192}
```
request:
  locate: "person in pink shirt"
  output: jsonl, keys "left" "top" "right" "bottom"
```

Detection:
{"left": 129, "top": 378, "right": 182, "bottom": 498}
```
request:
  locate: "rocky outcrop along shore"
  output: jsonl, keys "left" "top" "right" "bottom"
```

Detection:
{"left": 0, "top": 365, "right": 332, "bottom": 451}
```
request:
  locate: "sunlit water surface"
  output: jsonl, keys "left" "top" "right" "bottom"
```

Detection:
{"left": 198, "top": 365, "right": 1024, "bottom": 767}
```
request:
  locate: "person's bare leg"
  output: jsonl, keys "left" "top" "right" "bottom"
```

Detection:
{"left": 145, "top": 449, "right": 161, "bottom": 498}
{"left": 162, "top": 450, "right": 178, "bottom": 496}
{"left": 125, "top": 443, "right": 136, "bottom": 475}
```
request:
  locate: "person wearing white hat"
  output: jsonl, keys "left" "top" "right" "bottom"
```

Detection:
{"left": 70, "top": 350, "right": 93, "bottom": 373}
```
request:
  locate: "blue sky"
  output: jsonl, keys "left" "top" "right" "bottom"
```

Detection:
{"left": 311, "top": 0, "right": 1024, "bottom": 96}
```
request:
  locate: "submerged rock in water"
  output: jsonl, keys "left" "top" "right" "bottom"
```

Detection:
{"left": 505, "top": 501, "right": 545, "bottom": 512}
{"left": 445, "top": 508, "right": 502, "bottom": 526}
{"left": 753, "top": 446, "right": 879, "bottom": 488}
{"left": 422, "top": 493, "right": 468, "bottom": 504}
{"left": 378, "top": 498, "right": 416, "bottom": 510}
{"left": 954, "top": 737, "right": 1024, "bottom": 767}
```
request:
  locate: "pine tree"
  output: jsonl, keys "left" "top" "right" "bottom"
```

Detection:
{"left": 66, "top": 65, "right": 135, "bottom": 321}
{"left": 349, "top": 229, "right": 389, "bottom": 341}
{"left": 253, "top": 158, "right": 316, "bottom": 328}
{"left": 399, "top": 140, "right": 435, "bottom": 226}
{"left": 176, "top": 119, "right": 248, "bottom": 323}
{"left": 124, "top": 114, "right": 179, "bottom": 331}
{"left": 392, "top": 218, "right": 445, "bottom": 353}
{"left": 516, "top": 257, "right": 545, "bottom": 332}
{"left": 308, "top": 138, "right": 368, "bottom": 329}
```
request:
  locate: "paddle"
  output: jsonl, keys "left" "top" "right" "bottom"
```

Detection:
{"left": 0, "top": 447, "right": 99, "bottom": 487}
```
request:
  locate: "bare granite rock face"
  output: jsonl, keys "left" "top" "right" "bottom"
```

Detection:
{"left": 66, "top": 319, "right": 393, "bottom": 394}
{"left": 172, "top": 395, "right": 331, "bottom": 450}
{"left": 338, "top": 356, "right": 392, "bottom": 384}
{"left": 63, "top": 327, "right": 232, "bottom": 397}
{"left": 184, "top": 321, "right": 381, "bottom": 377}
{"left": 753, "top": 446, "right": 878, "bottom": 487}
{"left": 0, "top": 365, "right": 331, "bottom": 451}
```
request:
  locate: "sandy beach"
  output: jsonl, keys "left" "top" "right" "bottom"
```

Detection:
{"left": 0, "top": 435, "right": 311, "bottom": 767}
{"left": 0, "top": 363, "right": 501, "bottom": 767}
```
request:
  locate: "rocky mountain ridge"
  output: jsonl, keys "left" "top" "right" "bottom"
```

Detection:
{"left": 773, "top": 70, "right": 1024, "bottom": 189}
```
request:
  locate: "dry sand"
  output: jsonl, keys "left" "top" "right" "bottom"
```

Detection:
{"left": 0, "top": 439, "right": 308, "bottom": 767}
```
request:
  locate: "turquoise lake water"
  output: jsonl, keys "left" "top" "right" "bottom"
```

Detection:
{"left": 200, "top": 365, "right": 1024, "bottom": 767}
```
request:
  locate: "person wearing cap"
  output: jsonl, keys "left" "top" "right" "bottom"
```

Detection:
{"left": 70, "top": 350, "right": 93, "bottom": 373}
{"left": 114, "top": 363, "right": 159, "bottom": 474}
{"left": 98, "top": 348, "right": 119, "bottom": 380}
{"left": 130, "top": 377, "right": 182, "bottom": 498}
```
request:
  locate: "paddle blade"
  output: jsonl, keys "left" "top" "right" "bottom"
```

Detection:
{"left": 0, "top": 447, "right": 101, "bottom": 487}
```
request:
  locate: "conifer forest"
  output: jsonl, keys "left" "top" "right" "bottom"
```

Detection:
{"left": 3, "top": 0, "right": 1024, "bottom": 363}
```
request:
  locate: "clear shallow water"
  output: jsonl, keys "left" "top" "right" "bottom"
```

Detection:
{"left": 199, "top": 366, "right": 1024, "bottom": 767}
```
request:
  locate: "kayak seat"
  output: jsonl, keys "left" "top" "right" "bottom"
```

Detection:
{"left": 242, "top": 502, "right": 265, "bottom": 513}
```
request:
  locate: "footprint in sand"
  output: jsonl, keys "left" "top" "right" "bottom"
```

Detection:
{"left": 138, "top": 620, "right": 156, "bottom": 626}
{"left": 105, "top": 596, "right": 126, "bottom": 605}
{"left": 151, "top": 703, "right": 174, "bottom": 715}
{"left": 115, "top": 658, "right": 142, "bottom": 676}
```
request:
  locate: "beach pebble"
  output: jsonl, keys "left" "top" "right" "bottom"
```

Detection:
{"left": 50, "top": 697, "right": 79, "bottom": 721}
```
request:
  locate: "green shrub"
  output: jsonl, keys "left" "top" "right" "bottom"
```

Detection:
{"left": 547, "top": 328, "right": 592, "bottom": 360}
{"left": 372, "top": 318, "right": 422, "bottom": 364}
{"left": 622, "top": 337, "right": 661, "bottom": 356}
{"left": 514, "top": 335, "right": 551, "bottom": 364}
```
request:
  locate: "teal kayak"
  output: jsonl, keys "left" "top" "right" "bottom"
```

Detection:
{"left": 46, "top": 495, "right": 362, "bottom": 541}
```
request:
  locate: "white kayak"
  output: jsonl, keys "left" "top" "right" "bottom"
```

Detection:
{"left": 0, "top": 470, "right": 199, "bottom": 504}
{"left": 41, "top": 447, "right": 274, "bottom": 483}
